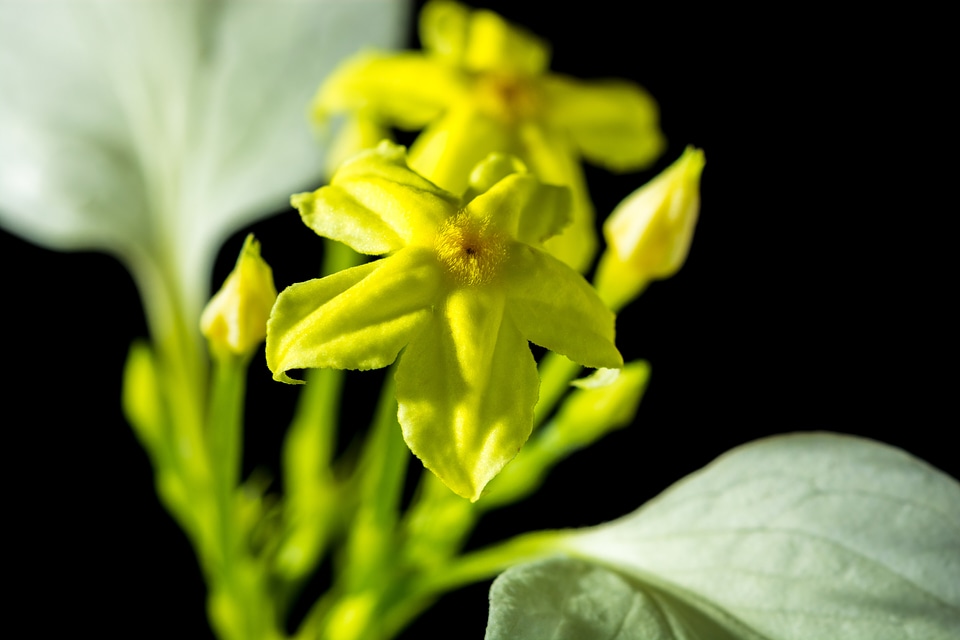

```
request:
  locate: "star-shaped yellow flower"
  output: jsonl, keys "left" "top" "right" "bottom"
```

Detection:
{"left": 313, "top": 0, "right": 665, "bottom": 273}
{"left": 266, "top": 141, "right": 622, "bottom": 501}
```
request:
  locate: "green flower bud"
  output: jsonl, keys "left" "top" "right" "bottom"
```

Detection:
{"left": 201, "top": 234, "right": 277, "bottom": 359}
{"left": 596, "top": 146, "right": 705, "bottom": 310}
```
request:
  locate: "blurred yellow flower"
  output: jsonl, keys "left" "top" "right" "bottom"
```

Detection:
{"left": 314, "top": 0, "right": 665, "bottom": 272}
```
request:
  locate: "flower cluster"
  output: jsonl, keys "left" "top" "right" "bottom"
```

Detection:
{"left": 314, "top": 0, "right": 664, "bottom": 272}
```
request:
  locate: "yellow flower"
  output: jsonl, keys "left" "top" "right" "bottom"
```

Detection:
{"left": 266, "top": 141, "right": 622, "bottom": 501}
{"left": 314, "top": 0, "right": 665, "bottom": 272}
{"left": 201, "top": 234, "right": 278, "bottom": 359}
{"left": 596, "top": 146, "right": 705, "bottom": 309}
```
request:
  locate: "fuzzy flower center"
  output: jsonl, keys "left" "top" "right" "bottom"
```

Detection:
{"left": 435, "top": 211, "right": 508, "bottom": 286}
{"left": 474, "top": 74, "right": 541, "bottom": 123}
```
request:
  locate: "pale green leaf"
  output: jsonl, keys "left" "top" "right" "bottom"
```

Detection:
{"left": 487, "top": 557, "right": 762, "bottom": 640}
{"left": 0, "top": 0, "right": 407, "bottom": 314}
{"left": 488, "top": 433, "right": 960, "bottom": 639}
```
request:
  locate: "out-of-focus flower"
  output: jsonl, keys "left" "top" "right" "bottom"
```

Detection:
{"left": 201, "top": 234, "right": 277, "bottom": 360}
{"left": 267, "top": 141, "right": 622, "bottom": 501}
{"left": 314, "top": 0, "right": 664, "bottom": 272}
{"left": 0, "top": 0, "right": 408, "bottom": 332}
{"left": 595, "top": 146, "right": 705, "bottom": 309}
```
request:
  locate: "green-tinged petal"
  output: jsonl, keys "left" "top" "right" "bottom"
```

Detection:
{"left": 462, "top": 8, "right": 550, "bottom": 75}
{"left": 462, "top": 153, "right": 528, "bottom": 204}
{"left": 312, "top": 51, "right": 465, "bottom": 130}
{"left": 542, "top": 75, "right": 665, "bottom": 172}
{"left": 463, "top": 155, "right": 571, "bottom": 245}
{"left": 505, "top": 245, "right": 622, "bottom": 369}
{"left": 397, "top": 287, "right": 538, "bottom": 501}
{"left": 464, "top": 173, "right": 536, "bottom": 237}
{"left": 408, "top": 106, "right": 518, "bottom": 194}
{"left": 266, "top": 248, "right": 442, "bottom": 383}
{"left": 421, "top": 0, "right": 550, "bottom": 75}
{"left": 293, "top": 141, "right": 458, "bottom": 254}
{"left": 516, "top": 123, "right": 596, "bottom": 272}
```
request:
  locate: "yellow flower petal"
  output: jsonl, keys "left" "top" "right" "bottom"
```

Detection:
{"left": 397, "top": 287, "right": 538, "bottom": 501}
{"left": 421, "top": 0, "right": 550, "bottom": 75}
{"left": 266, "top": 248, "right": 442, "bottom": 382}
{"left": 542, "top": 75, "right": 665, "bottom": 172}
{"left": 408, "top": 105, "right": 519, "bottom": 194}
{"left": 312, "top": 52, "right": 465, "bottom": 130}
{"left": 463, "top": 164, "right": 570, "bottom": 245}
{"left": 505, "top": 245, "right": 622, "bottom": 370}
{"left": 293, "top": 141, "right": 458, "bottom": 254}
{"left": 517, "top": 123, "right": 597, "bottom": 272}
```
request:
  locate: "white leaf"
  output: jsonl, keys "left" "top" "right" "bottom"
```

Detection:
{"left": 0, "top": 0, "right": 408, "bottom": 313}
{"left": 488, "top": 433, "right": 960, "bottom": 639}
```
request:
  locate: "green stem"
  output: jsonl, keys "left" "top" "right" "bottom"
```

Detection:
{"left": 414, "top": 530, "right": 564, "bottom": 596}
{"left": 208, "top": 354, "right": 247, "bottom": 510}
{"left": 273, "top": 240, "right": 365, "bottom": 593}
{"left": 281, "top": 239, "right": 364, "bottom": 494}
{"left": 130, "top": 254, "right": 213, "bottom": 553}
{"left": 298, "top": 369, "right": 410, "bottom": 640}
{"left": 379, "top": 530, "right": 565, "bottom": 639}
{"left": 343, "top": 369, "right": 407, "bottom": 591}
{"left": 131, "top": 251, "right": 286, "bottom": 640}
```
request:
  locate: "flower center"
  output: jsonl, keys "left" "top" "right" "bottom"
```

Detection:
{"left": 474, "top": 74, "right": 540, "bottom": 123}
{"left": 435, "top": 211, "right": 508, "bottom": 286}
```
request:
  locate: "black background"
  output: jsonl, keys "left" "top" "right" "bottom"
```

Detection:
{"left": 4, "top": 1, "right": 954, "bottom": 637}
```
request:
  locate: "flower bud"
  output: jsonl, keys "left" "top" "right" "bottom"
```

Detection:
{"left": 201, "top": 234, "right": 278, "bottom": 359}
{"left": 596, "top": 146, "right": 705, "bottom": 309}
